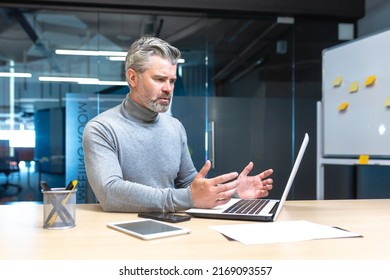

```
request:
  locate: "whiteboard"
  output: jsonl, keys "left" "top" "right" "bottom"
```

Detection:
{"left": 322, "top": 29, "right": 390, "bottom": 158}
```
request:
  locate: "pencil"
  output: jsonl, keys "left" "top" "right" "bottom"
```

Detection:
{"left": 62, "top": 180, "right": 78, "bottom": 204}
{"left": 47, "top": 180, "right": 78, "bottom": 226}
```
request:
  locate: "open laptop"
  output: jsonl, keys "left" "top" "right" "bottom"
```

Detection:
{"left": 186, "top": 133, "right": 309, "bottom": 222}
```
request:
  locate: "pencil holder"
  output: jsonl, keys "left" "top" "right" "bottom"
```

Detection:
{"left": 42, "top": 188, "right": 77, "bottom": 229}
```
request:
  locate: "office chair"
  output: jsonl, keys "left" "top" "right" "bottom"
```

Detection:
{"left": 0, "top": 156, "right": 22, "bottom": 194}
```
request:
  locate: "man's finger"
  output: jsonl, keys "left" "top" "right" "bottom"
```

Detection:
{"left": 259, "top": 169, "right": 273, "bottom": 179}
{"left": 215, "top": 183, "right": 238, "bottom": 201}
{"left": 196, "top": 160, "right": 211, "bottom": 179}
{"left": 209, "top": 172, "right": 238, "bottom": 186}
{"left": 239, "top": 162, "right": 253, "bottom": 177}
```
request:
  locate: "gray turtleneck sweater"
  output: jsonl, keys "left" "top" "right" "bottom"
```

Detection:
{"left": 82, "top": 95, "right": 197, "bottom": 212}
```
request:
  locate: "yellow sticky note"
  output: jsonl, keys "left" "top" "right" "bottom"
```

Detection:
{"left": 365, "top": 75, "right": 376, "bottom": 86}
{"left": 333, "top": 77, "right": 343, "bottom": 87}
{"left": 338, "top": 102, "right": 349, "bottom": 111}
{"left": 358, "top": 155, "right": 369, "bottom": 164}
{"left": 349, "top": 82, "right": 359, "bottom": 93}
{"left": 385, "top": 97, "right": 390, "bottom": 107}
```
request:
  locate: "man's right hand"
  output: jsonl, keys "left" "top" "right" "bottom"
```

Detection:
{"left": 190, "top": 160, "right": 239, "bottom": 209}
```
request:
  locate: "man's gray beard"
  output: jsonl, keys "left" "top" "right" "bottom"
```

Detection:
{"left": 147, "top": 101, "right": 170, "bottom": 113}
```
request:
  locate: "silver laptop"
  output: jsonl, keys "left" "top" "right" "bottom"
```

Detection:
{"left": 186, "top": 133, "right": 309, "bottom": 222}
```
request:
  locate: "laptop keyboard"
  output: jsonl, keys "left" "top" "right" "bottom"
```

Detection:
{"left": 223, "top": 199, "right": 270, "bottom": 215}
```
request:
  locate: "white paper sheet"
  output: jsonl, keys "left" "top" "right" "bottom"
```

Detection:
{"left": 209, "top": 220, "right": 361, "bottom": 245}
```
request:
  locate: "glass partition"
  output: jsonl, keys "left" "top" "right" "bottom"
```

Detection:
{"left": 0, "top": 6, "right": 342, "bottom": 203}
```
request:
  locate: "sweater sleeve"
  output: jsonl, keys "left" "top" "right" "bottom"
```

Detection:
{"left": 175, "top": 122, "right": 199, "bottom": 189}
{"left": 82, "top": 120, "right": 194, "bottom": 213}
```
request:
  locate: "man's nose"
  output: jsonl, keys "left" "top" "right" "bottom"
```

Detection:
{"left": 162, "top": 80, "right": 173, "bottom": 92}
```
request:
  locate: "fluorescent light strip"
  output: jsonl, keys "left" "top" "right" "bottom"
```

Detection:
{"left": 78, "top": 80, "right": 127, "bottom": 86}
{"left": 109, "top": 56, "right": 126, "bottom": 61}
{"left": 57, "top": 50, "right": 185, "bottom": 64}
{"left": 55, "top": 49, "right": 127, "bottom": 57}
{"left": 0, "top": 72, "right": 32, "bottom": 78}
{"left": 39, "top": 76, "right": 99, "bottom": 83}
{"left": 109, "top": 57, "right": 185, "bottom": 64}
{"left": 39, "top": 76, "right": 127, "bottom": 86}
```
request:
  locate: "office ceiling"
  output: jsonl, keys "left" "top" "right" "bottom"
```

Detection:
{"left": 0, "top": 7, "right": 350, "bottom": 84}
{"left": 0, "top": 1, "right": 365, "bottom": 130}
{"left": 0, "top": 0, "right": 366, "bottom": 79}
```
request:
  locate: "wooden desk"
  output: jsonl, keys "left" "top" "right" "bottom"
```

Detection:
{"left": 1, "top": 199, "right": 389, "bottom": 260}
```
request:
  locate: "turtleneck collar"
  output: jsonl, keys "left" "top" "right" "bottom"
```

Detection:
{"left": 122, "top": 94, "right": 159, "bottom": 123}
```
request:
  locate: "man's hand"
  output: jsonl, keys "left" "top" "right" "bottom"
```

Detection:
{"left": 190, "top": 160, "right": 239, "bottom": 208}
{"left": 237, "top": 162, "right": 273, "bottom": 199}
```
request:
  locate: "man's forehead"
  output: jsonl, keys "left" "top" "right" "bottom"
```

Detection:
{"left": 145, "top": 56, "right": 177, "bottom": 76}
{"left": 147, "top": 55, "right": 176, "bottom": 65}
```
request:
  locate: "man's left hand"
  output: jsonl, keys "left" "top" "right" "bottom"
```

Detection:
{"left": 236, "top": 162, "right": 273, "bottom": 199}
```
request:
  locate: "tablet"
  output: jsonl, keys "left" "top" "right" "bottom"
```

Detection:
{"left": 107, "top": 219, "right": 191, "bottom": 240}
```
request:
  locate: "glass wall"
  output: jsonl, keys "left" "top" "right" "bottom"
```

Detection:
{"left": 0, "top": 6, "right": 343, "bottom": 203}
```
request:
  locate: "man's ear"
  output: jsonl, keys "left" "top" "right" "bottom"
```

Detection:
{"left": 126, "top": 68, "right": 138, "bottom": 88}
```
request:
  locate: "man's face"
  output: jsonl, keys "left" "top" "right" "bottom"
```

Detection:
{"left": 127, "top": 55, "right": 177, "bottom": 113}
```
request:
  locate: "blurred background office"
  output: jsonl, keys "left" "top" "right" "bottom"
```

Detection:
{"left": 0, "top": 0, "right": 389, "bottom": 204}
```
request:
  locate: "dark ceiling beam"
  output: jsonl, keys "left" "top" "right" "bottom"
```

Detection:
{"left": 213, "top": 21, "right": 290, "bottom": 82}
{"left": 0, "top": 0, "right": 365, "bottom": 20}
{"left": 7, "top": 8, "right": 61, "bottom": 72}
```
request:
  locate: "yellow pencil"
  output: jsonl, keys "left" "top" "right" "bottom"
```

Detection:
{"left": 47, "top": 180, "right": 78, "bottom": 226}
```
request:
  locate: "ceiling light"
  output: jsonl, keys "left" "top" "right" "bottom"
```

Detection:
{"left": 109, "top": 56, "right": 126, "bottom": 61}
{"left": 0, "top": 72, "right": 32, "bottom": 78}
{"left": 39, "top": 76, "right": 99, "bottom": 83}
{"left": 38, "top": 76, "right": 127, "bottom": 86}
{"left": 78, "top": 80, "right": 128, "bottom": 86}
{"left": 55, "top": 49, "right": 127, "bottom": 57}
{"left": 56, "top": 50, "right": 186, "bottom": 64}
